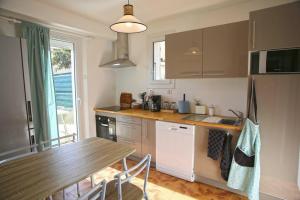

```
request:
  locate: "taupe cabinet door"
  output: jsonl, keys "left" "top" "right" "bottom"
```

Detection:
{"left": 165, "top": 29, "right": 203, "bottom": 79}
{"left": 253, "top": 75, "right": 300, "bottom": 197}
{"left": 116, "top": 116, "right": 142, "bottom": 158}
{"left": 141, "top": 119, "right": 156, "bottom": 163}
{"left": 203, "top": 21, "right": 248, "bottom": 78}
{"left": 249, "top": 1, "right": 300, "bottom": 51}
{"left": 194, "top": 126, "right": 240, "bottom": 182}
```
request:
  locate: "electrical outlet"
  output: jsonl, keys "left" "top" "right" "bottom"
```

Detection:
{"left": 167, "top": 89, "right": 172, "bottom": 95}
{"left": 148, "top": 89, "right": 154, "bottom": 95}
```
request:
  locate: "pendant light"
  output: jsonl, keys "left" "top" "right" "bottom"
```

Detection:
{"left": 110, "top": 0, "right": 147, "bottom": 33}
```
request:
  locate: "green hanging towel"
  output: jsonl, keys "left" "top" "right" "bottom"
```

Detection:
{"left": 227, "top": 118, "right": 261, "bottom": 200}
{"left": 21, "top": 22, "right": 59, "bottom": 149}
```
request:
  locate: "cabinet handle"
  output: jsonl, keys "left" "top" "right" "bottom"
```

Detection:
{"left": 252, "top": 20, "right": 256, "bottom": 49}
{"left": 118, "top": 137, "right": 135, "bottom": 144}
{"left": 203, "top": 70, "right": 225, "bottom": 76}
{"left": 119, "top": 123, "right": 136, "bottom": 129}
{"left": 203, "top": 73, "right": 225, "bottom": 76}
{"left": 178, "top": 72, "right": 202, "bottom": 77}
{"left": 181, "top": 71, "right": 201, "bottom": 75}
{"left": 179, "top": 126, "right": 188, "bottom": 129}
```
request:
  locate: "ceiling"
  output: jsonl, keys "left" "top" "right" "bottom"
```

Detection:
{"left": 36, "top": 0, "right": 247, "bottom": 25}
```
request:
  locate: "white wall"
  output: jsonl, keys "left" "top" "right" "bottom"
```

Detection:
{"left": 0, "top": 20, "right": 19, "bottom": 37}
{"left": 84, "top": 38, "right": 116, "bottom": 137}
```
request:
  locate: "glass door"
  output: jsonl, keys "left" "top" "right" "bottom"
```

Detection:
{"left": 50, "top": 39, "right": 78, "bottom": 144}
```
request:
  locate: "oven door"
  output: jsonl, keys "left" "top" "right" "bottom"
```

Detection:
{"left": 96, "top": 115, "right": 117, "bottom": 142}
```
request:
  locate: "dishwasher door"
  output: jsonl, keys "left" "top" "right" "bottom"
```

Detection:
{"left": 156, "top": 121, "right": 195, "bottom": 182}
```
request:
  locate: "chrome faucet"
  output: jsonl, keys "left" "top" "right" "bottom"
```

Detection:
{"left": 228, "top": 109, "right": 244, "bottom": 121}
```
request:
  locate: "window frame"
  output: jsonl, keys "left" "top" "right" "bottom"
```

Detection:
{"left": 50, "top": 30, "right": 84, "bottom": 140}
{"left": 148, "top": 34, "right": 174, "bottom": 89}
{"left": 152, "top": 40, "right": 165, "bottom": 81}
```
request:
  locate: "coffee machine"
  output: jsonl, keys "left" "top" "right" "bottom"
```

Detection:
{"left": 149, "top": 95, "right": 161, "bottom": 112}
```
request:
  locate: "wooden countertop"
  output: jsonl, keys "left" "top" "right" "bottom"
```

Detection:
{"left": 94, "top": 108, "right": 243, "bottom": 131}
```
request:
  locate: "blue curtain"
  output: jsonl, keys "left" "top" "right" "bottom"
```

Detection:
{"left": 21, "top": 22, "right": 58, "bottom": 148}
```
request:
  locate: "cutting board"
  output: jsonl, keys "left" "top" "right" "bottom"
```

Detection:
{"left": 120, "top": 92, "right": 132, "bottom": 109}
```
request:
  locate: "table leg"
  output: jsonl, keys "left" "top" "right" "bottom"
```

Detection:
{"left": 122, "top": 158, "right": 129, "bottom": 178}
{"left": 77, "top": 183, "right": 80, "bottom": 197}
{"left": 90, "top": 175, "right": 95, "bottom": 187}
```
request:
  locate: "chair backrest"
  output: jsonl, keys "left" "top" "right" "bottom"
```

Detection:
{"left": 40, "top": 133, "right": 77, "bottom": 151}
{"left": 78, "top": 180, "right": 107, "bottom": 200}
{"left": 115, "top": 154, "right": 151, "bottom": 200}
{"left": 0, "top": 144, "right": 38, "bottom": 164}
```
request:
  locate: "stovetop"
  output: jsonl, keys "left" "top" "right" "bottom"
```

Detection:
{"left": 99, "top": 106, "right": 126, "bottom": 112}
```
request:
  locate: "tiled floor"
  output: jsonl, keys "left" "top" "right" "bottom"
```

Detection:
{"left": 53, "top": 160, "right": 246, "bottom": 200}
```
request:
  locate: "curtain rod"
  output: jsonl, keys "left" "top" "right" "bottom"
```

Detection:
{"left": 0, "top": 15, "right": 22, "bottom": 24}
{"left": 0, "top": 14, "right": 94, "bottom": 38}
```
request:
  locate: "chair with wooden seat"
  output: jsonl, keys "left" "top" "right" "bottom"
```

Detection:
{"left": 78, "top": 180, "right": 107, "bottom": 200}
{"left": 105, "top": 154, "right": 151, "bottom": 200}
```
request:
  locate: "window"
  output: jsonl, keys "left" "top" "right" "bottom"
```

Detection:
{"left": 153, "top": 41, "right": 165, "bottom": 80}
{"left": 50, "top": 39, "right": 78, "bottom": 143}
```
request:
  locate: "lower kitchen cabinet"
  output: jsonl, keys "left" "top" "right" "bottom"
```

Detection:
{"left": 116, "top": 117, "right": 142, "bottom": 158}
{"left": 116, "top": 116, "right": 156, "bottom": 161}
{"left": 141, "top": 119, "right": 156, "bottom": 163}
{"left": 194, "top": 126, "right": 240, "bottom": 183}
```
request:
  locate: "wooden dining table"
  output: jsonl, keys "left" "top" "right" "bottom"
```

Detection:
{"left": 0, "top": 137, "right": 135, "bottom": 200}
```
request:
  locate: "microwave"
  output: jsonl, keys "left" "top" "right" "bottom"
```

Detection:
{"left": 250, "top": 48, "right": 300, "bottom": 74}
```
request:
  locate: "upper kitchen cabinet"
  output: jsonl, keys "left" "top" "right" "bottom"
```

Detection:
{"left": 249, "top": 1, "right": 300, "bottom": 51}
{"left": 165, "top": 29, "right": 203, "bottom": 79}
{"left": 203, "top": 21, "right": 248, "bottom": 78}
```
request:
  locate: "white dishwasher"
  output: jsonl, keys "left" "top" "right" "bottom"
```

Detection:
{"left": 156, "top": 121, "right": 195, "bottom": 182}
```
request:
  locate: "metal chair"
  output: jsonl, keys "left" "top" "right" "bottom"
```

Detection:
{"left": 78, "top": 180, "right": 107, "bottom": 200}
{"left": 0, "top": 144, "right": 38, "bottom": 164}
{"left": 41, "top": 134, "right": 81, "bottom": 199}
{"left": 105, "top": 154, "right": 151, "bottom": 200}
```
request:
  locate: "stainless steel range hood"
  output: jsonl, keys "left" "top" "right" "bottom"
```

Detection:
{"left": 99, "top": 33, "right": 136, "bottom": 68}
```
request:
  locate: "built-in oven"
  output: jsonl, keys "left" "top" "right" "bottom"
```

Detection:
{"left": 250, "top": 48, "right": 300, "bottom": 74}
{"left": 95, "top": 115, "right": 117, "bottom": 142}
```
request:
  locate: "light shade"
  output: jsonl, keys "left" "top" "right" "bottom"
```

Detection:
{"left": 110, "top": 4, "right": 147, "bottom": 33}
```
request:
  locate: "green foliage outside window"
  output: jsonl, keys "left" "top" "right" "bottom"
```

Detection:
{"left": 51, "top": 48, "right": 71, "bottom": 72}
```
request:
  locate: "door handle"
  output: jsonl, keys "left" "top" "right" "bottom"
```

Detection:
{"left": 100, "top": 123, "right": 109, "bottom": 127}
{"left": 26, "top": 101, "right": 32, "bottom": 122}
{"left": 179, "top": 126, "right": 188, "bottom": 129}
{"left": 252, "top": 20, "right": 256, "bottom": 49}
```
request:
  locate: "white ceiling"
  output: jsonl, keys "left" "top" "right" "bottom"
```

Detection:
{"left": 35, "top": 0, "right": 247, "bottom": 25}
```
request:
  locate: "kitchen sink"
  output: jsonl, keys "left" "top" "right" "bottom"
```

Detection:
{"left": 182, "top": 114, "right": 241, "bottom": 126}
{"left": 182, "top": 114, "right": 208, "bottom": 121}
{"left": 219, "top": 118, "right": 241, "bottom": 126}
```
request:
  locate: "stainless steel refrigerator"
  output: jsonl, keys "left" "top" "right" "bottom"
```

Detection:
{"left": 0, "top": 36, "right": 34, "bottom": 160}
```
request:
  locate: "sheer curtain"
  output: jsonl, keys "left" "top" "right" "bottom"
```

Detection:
{"left": 21, "top": 22, "right": 58, "bottom": 149}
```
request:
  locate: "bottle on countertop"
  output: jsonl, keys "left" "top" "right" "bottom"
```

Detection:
{"left": 194, "top": 98, "right": 206, "bottom": 115}
{"left": 208, "top": 105, "right": 215, "bottom": 116}
{"left": 178, "top": 94, "right": 190, "bottom": 114}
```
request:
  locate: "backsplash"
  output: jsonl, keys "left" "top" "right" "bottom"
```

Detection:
{"left": 115, "top": 73, "right": 248, "bottom": 117}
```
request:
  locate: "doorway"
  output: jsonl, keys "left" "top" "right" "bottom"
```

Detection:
{"left": 50, "top": 39, "right": 78, "bottom": 144}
